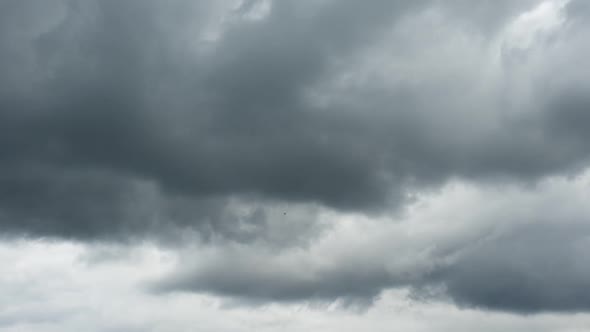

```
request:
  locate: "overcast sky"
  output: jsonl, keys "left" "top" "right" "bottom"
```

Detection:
{"left": 1, "top": 0, "right": 590, "bottom": 331}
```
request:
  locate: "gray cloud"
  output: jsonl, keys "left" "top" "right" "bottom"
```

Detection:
{"left": 2, "top": 0, "right": 589, "bottom": 241}
{"left": 2, "top": 0, "right": 590, "bottom": 317}
{"left": 0, "top": 0, "right": 422, "bottom": 241}
{"left": 429, "top": 221, "right": 590, "bottom": 313}
{"left": 152, "top": 244, "right": 399, "bottom": 306}
{"left": 154, "top": 174, "right": 590, "bottom": 313}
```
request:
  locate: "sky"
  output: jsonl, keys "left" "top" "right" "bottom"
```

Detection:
{"left": 1, "top": 0, "right": 590, "bottom": 331}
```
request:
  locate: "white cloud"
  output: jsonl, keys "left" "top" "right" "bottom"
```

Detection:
{"left": 1, "top": 239, "right": 590, "bottom": 332}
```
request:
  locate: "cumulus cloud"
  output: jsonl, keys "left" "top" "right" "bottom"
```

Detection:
{"left": 2, "top": 241, "right": 590, "bottom": 332}
{"left": 1, "top": 0, "right": 589, "bottom": 240}
{"left": 154, "top": 171, "right": 590, "bottom": 313}
{"left": 1, "top": 0, "right": 590, "bottom": 319}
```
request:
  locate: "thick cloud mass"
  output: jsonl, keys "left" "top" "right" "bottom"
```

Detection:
{"left": 437, "top": 221, "right": 590, "bottom": 313}
{"left": 1, "top": 0, "right": 590, "bottom": 318}
{"left": 156, "top": 173, "right": 590, "bottom": 313}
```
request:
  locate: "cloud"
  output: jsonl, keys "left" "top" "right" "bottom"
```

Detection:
{"left": 1, "top": 0, "right": 589, "bottom": 241}
{"left": 2, "top": 0, "right": 590, "bottom": 318}
{"left": 154, "top": 171, "right": 590, "bottom": 313}
{"left": 0, "top": 0, "right": 425, "bottom": 241}
{"left": 1, "top": 240, "right": 590, "bottom": 332}
{"left": 429, "top": 220, "right": 590, "bottom": 313}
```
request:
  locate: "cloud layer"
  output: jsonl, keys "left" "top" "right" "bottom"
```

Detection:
{"left": 1, "top": 0, "right": 590, "bottom": 320}
{"left": 154, "top": 172, "right": 590, "bottom": 313}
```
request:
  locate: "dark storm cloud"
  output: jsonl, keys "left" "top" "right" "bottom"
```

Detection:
{"left": 2, "top": 0, "right": 590, "bottom": 320}
{"left": 0, "top": 0, "right": 427, "bottom": 239}
{"left": 418, "top": 220, "right": 590, "bottom": 313}
{"left": 1, "top": 0, "right": 589, "bottom": 275}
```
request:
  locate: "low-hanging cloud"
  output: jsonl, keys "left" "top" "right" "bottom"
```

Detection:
{"left": 1, "top": 0, "right": 590, "bottom": 316}
{"left": 2, "top": 0, "right": 589, "bottom": 239}
{"left": 154, "top": 172, "right": 590, "bottom": 313}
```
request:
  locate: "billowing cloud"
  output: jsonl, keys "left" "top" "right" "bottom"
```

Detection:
{"left": 2, "top": 240, "right": 590, "bottom": 332}
{"left": 155, "top": 171, "right": 590, "bottom": 313}
{"left": 2, "top": 0, "right": 590, "bottom": 240}
{"left": 1, "top": 0, "right": 590, "bottom": 320}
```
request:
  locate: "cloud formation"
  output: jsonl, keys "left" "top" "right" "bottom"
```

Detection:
{"left": 1, "top": 0, "right": 590, "bottom": 318}
{"left": 156, "top": 172, "right": 590, "bottom": 313}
